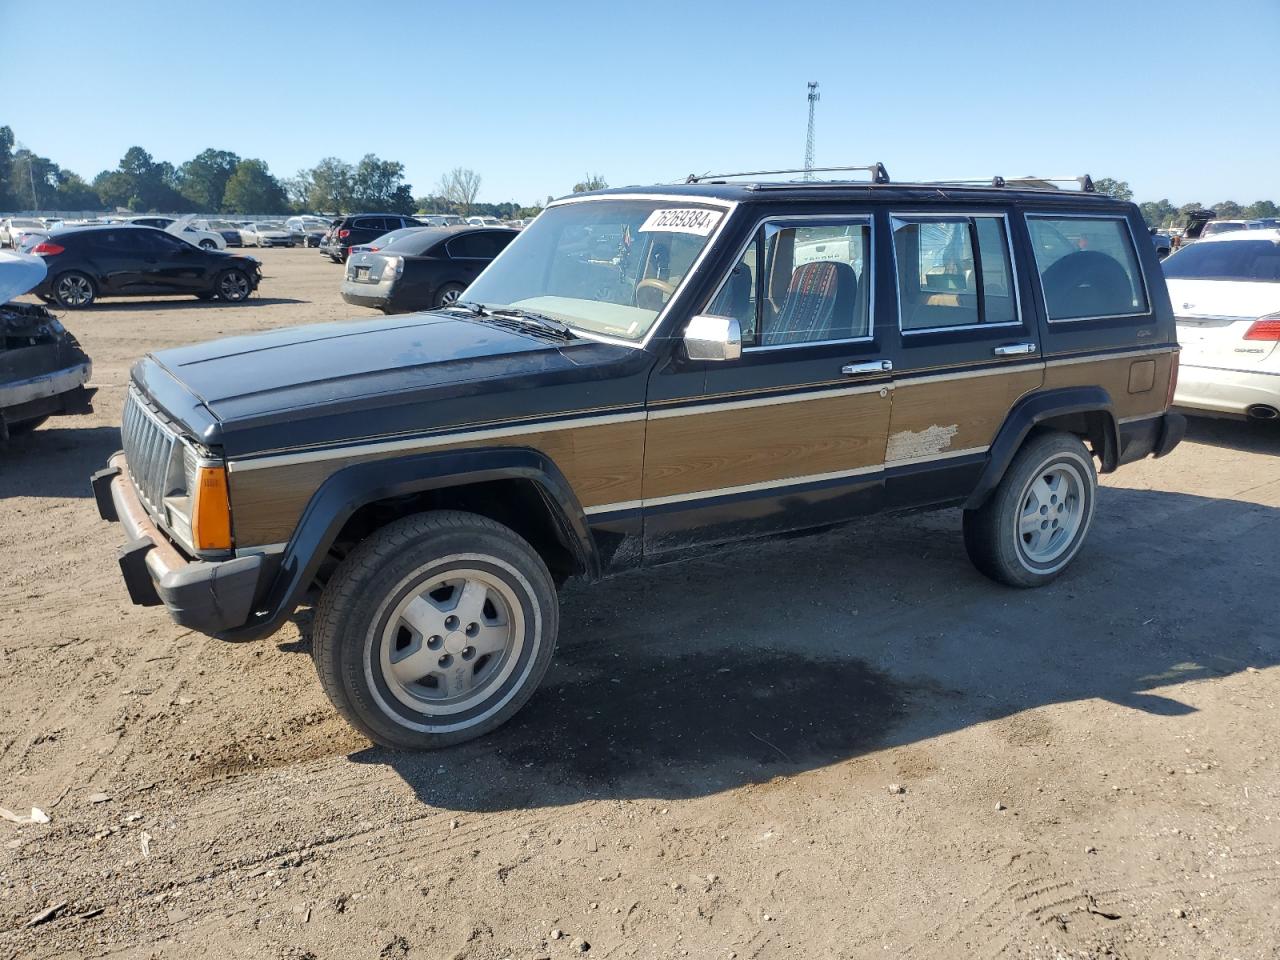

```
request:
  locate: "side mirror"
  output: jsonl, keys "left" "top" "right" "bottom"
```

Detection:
{"left": 684, "top": 314, "right": 742, "bottom": 362}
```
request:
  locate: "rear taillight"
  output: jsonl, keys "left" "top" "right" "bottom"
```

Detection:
{"left": 1166, "top": 350, "right": 1179, "bottom": 408}
{"left": 338, "top": 229, "right": 350, "bottom": 239}
{"left": 31, "top": 241, "right": 65, "bottom": 255}
{"left": 1243, "top": 314, "right": 1280, "bottom": 341}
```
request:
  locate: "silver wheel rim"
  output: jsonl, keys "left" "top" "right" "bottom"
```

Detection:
{"left": 56, "top": 274, "right": 92, "bottom": 306}
{"left": 200, "top": 240, "right": 215, "bottom": 249}
{"left": 378, "top": 567, "right": 524, "bottom": 716}
{"left": 1016, "top": 461, "right": 1086, "bottom": 566}
{"left": 219, "top": 272, "right": 249, "bottom": 300}
{"left": 440, "top": 287, "right": 461, "bottom": 305}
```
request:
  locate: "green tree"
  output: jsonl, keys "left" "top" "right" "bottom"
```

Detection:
{"left": 54, "top": 171, "right": 100, "bottom": 210}
{"left": 9, "top": 147, "right": 59, "bottom": 209}
{"left": 1092, "top": 177, "right": 1133, "bottom": 201}
{"left": 283, "top": 169, "right": 314, "bottom": 211}
{"left": 1212, "top": 200, "right": 1243, "bottom": 219}
{"left": 351, "top": 154, "right": 413, "bottom": 213}
{"left": 177, "top": 148, "right": 241, "bottom": 210}
{"left": 1243, "top": 200, "right": 1279, "bottom": 219}
{"left": 0, "top": 126, "right": 15, "bottom": 210}
{"left": 221, "top": 159, "right": 288, "bottom": 213}
{"left": 1138, "top": 199, "right": 1177, "bottom": 229}
{"left": 305, "top": 157, "right": 354, "bottom": 213}
{"left": 93, "top": 170, "right": 134, "bottom": 210}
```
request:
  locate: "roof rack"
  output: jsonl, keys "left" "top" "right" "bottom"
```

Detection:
{"left": 915, "top": 175, "right": 1096, "bottom": 193}
{"left": 685, "top": 163, "right": 891, "bottom": 185}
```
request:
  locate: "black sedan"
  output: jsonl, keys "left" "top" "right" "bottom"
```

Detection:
{"left": 340, "top": 226, "right": 517, "bottom": 312}
{"left": 29, "top": 226, "right": 262, "bottom": 309}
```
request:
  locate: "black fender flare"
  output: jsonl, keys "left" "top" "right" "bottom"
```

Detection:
{"left": 220, "top": 446, "right": 597, "bottom": 641}
{"left": 964, "top": 386, "right": 1118, "bottom": 510}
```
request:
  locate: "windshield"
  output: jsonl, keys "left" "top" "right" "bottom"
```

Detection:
{"left": 1163, "top": 239, "right": 1280, "bottom": 282}
{"left": 462, "top": 199, "right": 727, "bottom": 341}
{"left": 257, "top": 222, "right": 284, "bottom": 231}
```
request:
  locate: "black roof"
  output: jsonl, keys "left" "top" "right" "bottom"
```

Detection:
{"left": 573, "top": 181, "right": 1124, "bottom": 207}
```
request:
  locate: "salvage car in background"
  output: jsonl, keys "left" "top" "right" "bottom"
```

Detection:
{"left": 0, "top": 251, "right": 95, "bottom": 439}
{"left": 29, "top": 225, "right": 262, "bottom": 308}
{"left": 345, "top": 226, "right": 428, "bottom": 258}
{"left": 285, "top": 216, "right": 332, "bottom": 248}
{"left": 320, "top": 214, "right": 424, "bottom": 262}
{"left": 194, "top": 219, "right": 245, "bottom": 247}
{"left": 341, "top": 226, "right": 517, "bottom": 311}
{"left": 2, "top": 218, "right": 47, "bottom": 248}
{"left": 239, "top": 222, "right": 294, "bottom": 248}
{"left": 1164, "top": 228, "right": 1280, "bottom": 421}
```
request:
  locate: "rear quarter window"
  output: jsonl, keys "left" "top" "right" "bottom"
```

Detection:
{"left": 1026, "top": 215, "right": 1149, "bottom": 321}
{"left": 1162, "top": 240, "right": 1280, "bottom": 282}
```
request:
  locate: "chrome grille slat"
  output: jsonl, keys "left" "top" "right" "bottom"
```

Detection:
{"left": 120, "top": 389, "right": 178, "bottom": 517}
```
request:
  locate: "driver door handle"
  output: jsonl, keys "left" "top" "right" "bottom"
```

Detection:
{"left": 993, "top": 342, "right": 1037, "bottom": 357}
{"left": 841, "top": 360, "right": 892, "bottom": 376}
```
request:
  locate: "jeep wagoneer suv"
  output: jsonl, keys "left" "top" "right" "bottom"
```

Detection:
{"left": 92, "top": 167, "right": 1184, "bottom": 748}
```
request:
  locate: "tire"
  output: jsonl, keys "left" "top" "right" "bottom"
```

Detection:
{"left": 433, "top": 283, "right": 465, "bottom": 309}
{"left": 51, "top": 271, "right": 96, "bottom": 309}
{"left": 311, "top": 510, "right": 559, "bottom": 749}
{"left": 962, "top": 430, "right": 1097, "bottom": 588}
{"left": 215, "top": 269, "right": 251, "bottom": 302}
{"left": 199, "top": 239, "right": 217, "bottom": 250}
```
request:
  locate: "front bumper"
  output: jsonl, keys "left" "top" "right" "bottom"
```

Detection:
{"left": 90, "top": 453, "right": 266, "bottom": 635}
{"left": 1174, "top": 363, "right": 1280, "bottom": 417}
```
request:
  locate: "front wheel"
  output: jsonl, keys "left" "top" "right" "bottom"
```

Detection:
{"left": 215, "top": 269, "right": 251, "bottom": 302}
{"left": 199, "top": 239, "right": 217, "bottom": 250}
{"left": 311, "top": 511, "right": 559, "bottom": 749}
{"left": 963, "top": 431, "right": 1097, "bottom": 588}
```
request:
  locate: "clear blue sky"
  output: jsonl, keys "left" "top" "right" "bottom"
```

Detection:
{"left": 3, "top": 0, "right": 1277, "bottom": 206}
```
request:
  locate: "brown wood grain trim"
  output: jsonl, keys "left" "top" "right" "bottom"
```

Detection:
{"left": 230, "top": 419, "right": 645, "bottom": 547}
{"left": 642, "top": 393, "right": 891, "bottom": 501}
{"left": 887, "top": 368, "right": 1043, "bottom": 460}
{"left": 1043, "top": 352, "right": 1174, "bottom": 420}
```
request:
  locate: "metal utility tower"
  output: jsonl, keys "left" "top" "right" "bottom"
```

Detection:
{"left": 803, "top": 82, "right": 820, "bottom": 180}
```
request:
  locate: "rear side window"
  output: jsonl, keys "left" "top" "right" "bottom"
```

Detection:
{"left": 892, "top": 215, "right": 1017, "bottom": 331}
{"left": 447, "top": 232, "right": 514, "bottom": 259}
{"left": 1162, "top": 240, "right": 1280, "bottom": 282}
{"left": 1026, "top": 215, "right": 1149, "bottom": 321}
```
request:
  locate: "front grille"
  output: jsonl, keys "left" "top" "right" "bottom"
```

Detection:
{"left": 120, "top": 389, "right": 179, "bottom": 517}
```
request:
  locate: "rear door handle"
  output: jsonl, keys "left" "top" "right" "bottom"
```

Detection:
{"left": 841, "top": 360, "right": 893, "bottom": 376}
{"left": 993, "top": 342, "right": 1037, "bottom": 357}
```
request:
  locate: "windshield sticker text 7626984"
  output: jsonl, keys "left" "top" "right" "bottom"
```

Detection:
{"left": 638, "top": 208, "right": 722, "bottom": 236}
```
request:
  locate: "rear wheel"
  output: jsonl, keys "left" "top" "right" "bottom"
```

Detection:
{"left": 434, "top": 283, "right": 465, "bottom": 309}
{"left": 963, "top": 431, "right": 1097, "bottom": 588}
{"left": 52, "top": 271, "right": 96, "bottom": 309}
{"left": 311, "top": 511, "right": 558, "bottom": 749}
{"left": 215, "top": 269, "right": 251, "bottom": 302}
{"left": 199, "top": 239, "right": 217, "bottom": 250}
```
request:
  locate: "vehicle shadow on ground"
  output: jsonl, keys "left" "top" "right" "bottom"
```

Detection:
{"left": 1181, "top": 414, "right": 1280, "bottom": 454}
{"left": 344, "top": 487, "right": 1280, "bottom": 812}
{"left": 78, "top": 297, "right": 306, "bottom": 313}
{"left": 0, "top": 425, "right": 119, "bottom": 499}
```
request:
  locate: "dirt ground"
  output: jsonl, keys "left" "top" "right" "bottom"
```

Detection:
{"left": 1, "top": 248, "right": 1278, "bottom": 960}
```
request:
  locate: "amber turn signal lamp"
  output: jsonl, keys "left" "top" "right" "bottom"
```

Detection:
{"left": 191, "top": 465, "right": 232, "bottom": 551}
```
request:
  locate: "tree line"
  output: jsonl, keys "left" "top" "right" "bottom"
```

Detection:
{"left": 0, "top": 126, "right": 562, "bottom": 217}
{"left": 1093, "top": 177, "right": 1278, "bottom": 229}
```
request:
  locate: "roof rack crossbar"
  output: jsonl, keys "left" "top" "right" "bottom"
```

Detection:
{"left": 685, "top": 163, "right": 890, "bottom": 185}
{"left": 914, "top": 175, "right": 1096, "bottom": 193}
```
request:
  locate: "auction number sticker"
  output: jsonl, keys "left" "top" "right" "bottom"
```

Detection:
{"left": 638, "top": 208, "right": 722, "bottom": 236}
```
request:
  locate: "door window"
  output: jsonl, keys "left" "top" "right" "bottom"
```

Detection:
{"left": 892, "top": 215, "right": 1018, "bottom": 332}
{"left": 1025, "top": 215, "right": 1149, "bottom": 321}
{"left": 706, "top": 219, "right": 872, "bottom": 348}
{"left": 447, "top": 231, "right": 514, "bottom": 259}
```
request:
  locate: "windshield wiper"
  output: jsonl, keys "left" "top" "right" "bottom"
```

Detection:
{"left": 488, "top": 307, "right": 574, "bottom": 338}
{"left": 447, "top": 300, "right": 487, "bottom": 316}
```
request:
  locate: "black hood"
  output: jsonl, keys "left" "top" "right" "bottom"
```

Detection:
{"left": 139, "top": 312, "right": 644, "bottom": 457}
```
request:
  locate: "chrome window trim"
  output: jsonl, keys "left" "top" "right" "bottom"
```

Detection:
{"left": 1024, "top": 211, "right": 1153, "bottom": 324}
{"left": 461, "top": 193, "right": 740, "bottom": 351}
{"left": 888, "top": 211, "right": 1024, "bottom": 336}
{"left": 699, "top": 213, "right": 878, "bottom": 353}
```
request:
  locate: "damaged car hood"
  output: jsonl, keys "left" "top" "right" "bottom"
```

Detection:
{"left": 0, "top": 250, "right": 48, "bottom": 304}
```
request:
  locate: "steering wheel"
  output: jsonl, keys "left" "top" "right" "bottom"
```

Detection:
{"left": 635, "top": 278, "right": 676, "bottom": 311}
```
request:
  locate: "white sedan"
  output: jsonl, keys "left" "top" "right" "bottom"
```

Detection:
{"left": 1164, "top": 228, "right": 1280, "bottom": 421}
{"left": 240, "top": 222, "right": 295, "bottom": 247}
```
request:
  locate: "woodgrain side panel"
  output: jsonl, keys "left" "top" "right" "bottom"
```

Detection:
{"left": 1043, "top": 352, "right": 1174, "bottom": 420}
{"left": 642, "top": 392, "right": 892, "bottom": 501}
{"left": 230, "top": 419, "right": 645, "bottom": 546}
{"left": 887, "top": 368, "right": 1044, "bottom": 461}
